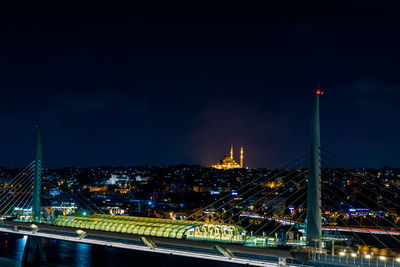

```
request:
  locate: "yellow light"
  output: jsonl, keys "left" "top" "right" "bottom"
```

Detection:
{"left": 365, "top": 254, "right": 371, "bottom": 259}
{"left": 379, "top": 256, "right": 386, "bottom": 261}
{"left": 351, "top": 253, "right": 357, "bottom": 257}
{"left": 339, "top": 252, "right": 345, "bottom": 256}
{"left": 396, "top": 258, "right": 400, "bottom": 262}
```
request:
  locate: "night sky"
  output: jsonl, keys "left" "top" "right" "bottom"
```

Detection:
{"left": 1, "top": 2, "right": 400, "bottom": 168}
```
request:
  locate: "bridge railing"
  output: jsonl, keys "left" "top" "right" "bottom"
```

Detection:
{"left": 310, "top": 252, "right": 400, "bottom": 267}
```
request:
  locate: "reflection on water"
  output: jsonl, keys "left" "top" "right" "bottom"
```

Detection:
{"left": 0, "top": 235, "right": 27, "bottom": 266}
{"left": 0, "top": 236, "right": 240, "bottom": 267}
{"left": 75, "top": 243, "right": 91, "bottom": 267}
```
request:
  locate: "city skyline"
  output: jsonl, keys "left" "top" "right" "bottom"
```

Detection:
{"left": 1, "top": 3, "right": 400, "bottom": 266}
{"left": 1, "top": 2, "right": 400, "bottom": 168}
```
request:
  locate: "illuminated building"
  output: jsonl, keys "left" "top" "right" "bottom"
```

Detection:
{"left": 54, "top": 214, "right": 247, "bottom": 243}
{"left": 84, "top": 185, "right": 108, "bottom": 192}
{"left": 212, "top": 144, "right": 244, "bottom": 170}
{"left": 106, "top": 173, "right": 131, "bottom": 185}
{"left": 114, "top": 183, "right": 131, "bottom": 194}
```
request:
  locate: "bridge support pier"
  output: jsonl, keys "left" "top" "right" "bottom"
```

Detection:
{"left": 140, "top": 236, "right": 157, "bottom": 249}
{"left": 22, "top": 236, "right": 46, "bottom": 264}
{"left": 215, "top": 245, "right": 234, "bottom": 259}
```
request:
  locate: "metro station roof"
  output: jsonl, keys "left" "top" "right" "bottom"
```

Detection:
{"left": 53, "top": 214, "right": 246, "bottom": 243}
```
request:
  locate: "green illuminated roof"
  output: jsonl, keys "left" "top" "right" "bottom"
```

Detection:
{"left": 53, "top": 214, "right": 247, "bottom": 243}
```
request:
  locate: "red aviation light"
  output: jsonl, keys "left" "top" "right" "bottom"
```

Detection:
{"left": 316, "top": 89, "right": 324, "bottom": 95}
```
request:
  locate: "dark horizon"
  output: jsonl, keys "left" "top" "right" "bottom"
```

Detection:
{"left": 1, "top": 2, "right": 400, "bottom": 169}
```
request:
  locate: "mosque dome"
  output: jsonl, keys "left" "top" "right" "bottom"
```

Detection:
{"left": 212, "top": 145, "right": 244, "bottom": 170}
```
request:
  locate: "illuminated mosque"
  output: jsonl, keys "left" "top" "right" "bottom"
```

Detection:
{"left": 212, "top": 144, "right": 244, "bottom": 170}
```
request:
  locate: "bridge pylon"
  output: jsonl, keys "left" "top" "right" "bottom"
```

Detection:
{"left": 306, "top": 89, "right": 323, "bottom": 245}
{"left": 32, "top": 123, "right": 42, "bottom": 223}
{"left": 23, "top": 124, "right": 46, "bottom": 264}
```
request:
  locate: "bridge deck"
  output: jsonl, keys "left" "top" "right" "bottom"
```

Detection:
{"left": 2, "top": 220, "right": 300, "bottom": 261}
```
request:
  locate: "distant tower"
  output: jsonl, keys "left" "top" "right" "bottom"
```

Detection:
{"left": 240, "top": 146, "right": 244, "bottom": 168}
{"left": 32, "top": 124, "right": 42, "bottom": 223}
{"left": 306, "top": 89, "right": 323, "bottom": 245}
{"left": 230, "top": 144, "right": 233, "bottom": 159}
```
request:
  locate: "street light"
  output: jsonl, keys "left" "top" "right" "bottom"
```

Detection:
{"left": 364, "top": 254, "right": 372, "bottom": 266}
{"left": 379, "top": 256, "right": 387, "bottom": 267}
{"left": 339, "top": 251, "right": 347, "bottom": 263}
{"left": 350, "top": 252, "right": 357, "bottom": 264}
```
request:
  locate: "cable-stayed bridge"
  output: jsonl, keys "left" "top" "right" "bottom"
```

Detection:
{"left": 1, "top": 90, "right": 400, "bottom": 267}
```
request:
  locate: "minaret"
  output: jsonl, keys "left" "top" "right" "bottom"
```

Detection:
{"left": 306, "top": 89, "right": 323, "bottom": 245}
{"left": 240, "top": 146, "right": 244, "bottom": 168}
{"left": 230, "top": 144, "right": 233, "bottom": 159}
{"left": 32, "top": 124, "right": 42, "bottom": 223}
